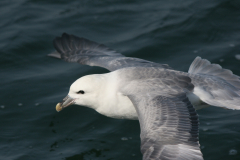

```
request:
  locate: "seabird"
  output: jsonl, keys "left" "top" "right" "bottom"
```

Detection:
{"left": 49, "top": 33, "right": 240, "bottom": 160}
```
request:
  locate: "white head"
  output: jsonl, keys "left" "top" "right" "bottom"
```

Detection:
{"left": 56, "top": 74, "right": 105, "bottom": 112}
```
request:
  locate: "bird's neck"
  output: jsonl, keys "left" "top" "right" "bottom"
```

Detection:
{"left": 93, "top": 72, "right": 138, "bottom": 119}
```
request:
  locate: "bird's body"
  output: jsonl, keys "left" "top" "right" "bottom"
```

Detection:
{"left": 50, "top": 33, "right": 240, "bottom": 160}
{"left": 69, "top": 67, "right": 206, "bottom": 120}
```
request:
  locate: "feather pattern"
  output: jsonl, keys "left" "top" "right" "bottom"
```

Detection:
{"left": 117, "top": 67, "right": 203, "bottom": 160}
{"left": 188, "top": 57, "right": 240, "bottom": 109}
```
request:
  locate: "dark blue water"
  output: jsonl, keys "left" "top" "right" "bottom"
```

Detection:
{"left": 1, "top": 0, "right": 240, "bottom": 159}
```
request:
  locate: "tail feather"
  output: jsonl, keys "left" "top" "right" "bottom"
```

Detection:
{"left": 189, "top": 57, "right": 240, "bottom": 110}
{"left": 189, "top": 57, "right": 240, "bottom": 89}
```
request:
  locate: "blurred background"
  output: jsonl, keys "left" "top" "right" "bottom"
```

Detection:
{"left": 1, "top": 0, "right": 240, "bottom": 159}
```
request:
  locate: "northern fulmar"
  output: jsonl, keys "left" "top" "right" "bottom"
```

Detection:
{"left": 48, "top": 33, "right": 240, "bottom": 160}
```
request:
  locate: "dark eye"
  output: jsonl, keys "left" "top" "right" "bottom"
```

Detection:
{"left": 77, "top": 90, "right": 85, "bottom": 94}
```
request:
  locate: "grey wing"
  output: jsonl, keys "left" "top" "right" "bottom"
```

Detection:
{"left": 127, "top": 94, "right": 203, "bottom": 160}
{"left": 119, "top": 68, "right": 203, "bottom": 160}
{"left": 49, "top": 33, "right": 171, "bottom": 71}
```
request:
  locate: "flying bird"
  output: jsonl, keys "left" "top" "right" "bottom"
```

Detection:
{"left": 49, "top": 33, "right": 240, "bottom": 160}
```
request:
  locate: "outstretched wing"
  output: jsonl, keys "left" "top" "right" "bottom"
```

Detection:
{"left": 49, "top": 33, "right": 171, "bottom": 71}
{"left": 119, "top": 67, "right": 203, "bottom": 160}
{"left": 128, "top": 94, "right": 202, "bottom": 160}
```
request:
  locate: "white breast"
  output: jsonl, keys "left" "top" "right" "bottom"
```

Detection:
{"left": 96, "top": 92, "right": 138, "bottom": 119}
{"left": 95, "top": 72, "right": 138, "bottom": 120}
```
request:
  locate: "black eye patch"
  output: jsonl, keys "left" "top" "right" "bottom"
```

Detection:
{"left": 77, "top": 90, "right": 85, "bottom": 94}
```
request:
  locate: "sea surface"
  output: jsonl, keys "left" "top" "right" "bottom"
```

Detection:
{"left": 1, "top": 0, "right": 240, "bottom": 160}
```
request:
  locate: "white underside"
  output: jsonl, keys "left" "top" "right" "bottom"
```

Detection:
{"left": 95, "top": 72, "right": 138, "bottom": 120}
{"left": 96, "top": 92, "right": 138, "bottom": 119}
